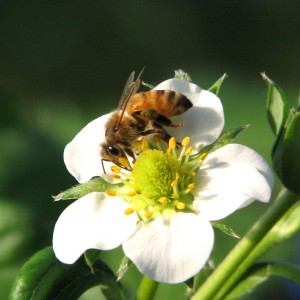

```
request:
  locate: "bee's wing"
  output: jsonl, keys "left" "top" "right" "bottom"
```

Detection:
{"left": 116, "top": 71, "right": 135, "bottom": 112}
{"left": 115, "top": 67, "right": 144, "bottom": 130}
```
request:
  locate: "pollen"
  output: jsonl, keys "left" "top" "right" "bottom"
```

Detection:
{"left": 105, "top": 190, "right": 117, "bottom": 196}
{"left": 118, "top": 157, "right": 131, "bottom": 169}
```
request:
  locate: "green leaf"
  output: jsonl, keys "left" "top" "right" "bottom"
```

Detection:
{"left": 9, "top": 247, "right": 124, "bottom": 300}
{"left": 196, "top": 125, "right": 248, "bottom": 157}
{"left": 174, "top": 69, "right": 192, "bottom": 82}
{"left": 84, "top": 249, "right": 101, "bottom": 273}
{"left": 262, "top": 72, "right": 289, "bottom": 136}
{"left": 280, "top": 110, "right": 300, "bottom": 195}
{"left": 211, "top": 221, "right": 240, "bottom": 239}
{"left": 208, "top": 74, "right": 227, "bottom": 96}
{"left": 225, "top": 262, "right": 300, "bottom": 300}
{"left": 54, "top": 177, "right": 123, "bottom": 201}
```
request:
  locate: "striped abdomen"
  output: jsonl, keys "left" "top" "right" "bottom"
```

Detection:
{"left": 127, "top": 90, "right": 193, "bottom": 117}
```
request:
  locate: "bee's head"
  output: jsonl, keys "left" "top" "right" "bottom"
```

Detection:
{"left": 101, "top": 144, "right": 132, "bottom": 172}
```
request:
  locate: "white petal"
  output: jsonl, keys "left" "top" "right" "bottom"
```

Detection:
{"left": 194, "top": 144, "right": 274, "bottom": 221}
{"left": 154, "top": 78, "right": 224, "bottom": 148}
{"left": 53, "top": 192, "right": 138, "bottom": 264}
{"left": 64, "top": 114, "right": 116, "bottom": 183}
{"left": 123, "top": 213, "right": 214, "bottom": 284}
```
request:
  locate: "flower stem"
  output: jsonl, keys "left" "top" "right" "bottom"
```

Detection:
{"left": 192, "top": 187, "right": 299, "bottom": 300}
{"left": 136, "top": 276, "right": 159, "bottom": 300}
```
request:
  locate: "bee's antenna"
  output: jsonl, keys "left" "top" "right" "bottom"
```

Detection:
{"left": 115, "top": 67, "right": 145, "bottom": 131}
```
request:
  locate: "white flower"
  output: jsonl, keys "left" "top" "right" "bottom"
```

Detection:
{"left": 53, "top": 78, "right": 274, "bottom": 284}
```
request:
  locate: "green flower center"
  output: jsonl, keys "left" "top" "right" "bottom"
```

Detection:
{"left": 106, "top": 137, "right": 207, "bottom": 222}
{"left": 131, "top": 149, "right": 179, "bottom": 199}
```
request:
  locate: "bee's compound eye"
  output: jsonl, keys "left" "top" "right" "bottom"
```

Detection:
{"left": 107, "top": 146, "right": 122, "bottom": 157}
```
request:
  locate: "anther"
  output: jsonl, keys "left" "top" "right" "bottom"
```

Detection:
{"left": 127, "top": 190, "right": 136, "bottom": 196}
{"left": 111, "top": 165, "right": 121, "bottom": 173}
{"left": 145, "top": 210, "right": 153, "bottom": 218}
{"left": 176, "top": 202, "right": 186, "bottom": 210}
{"left": 158, "top": 196, "right": 168, "bottom": 204}
{"left": 169, "top": 137, "right": 176, "bottom": 149}
{"left": 187, "top": 182, "right": 196, "bottom": 190}
{"left": 110, "top": 174, "right": 121, "bottom": 179}
{"left": 200, "top": 152, "right": 208, "bottom": 161}
{"left": 181, "top": 136, "right": 190, "bottom": 147}
{"left": 189, "top": 171, "right": 196, "bottom": 177}
{"left": 124, "top": 208, "right": 135, "bottom": 215}
{"left": 105, "top": 190, "right": 117, "bottom": 196}
{"left": 185, "top": 146, "right": 193, "bottom": 156}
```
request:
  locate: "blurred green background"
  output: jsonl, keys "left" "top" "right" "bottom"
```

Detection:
{"left": 0, "top": 1, "right": 299, "bottom": 299}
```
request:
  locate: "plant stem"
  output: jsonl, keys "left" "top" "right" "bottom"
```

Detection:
{"left": 191, "top": 188, "right": 298, "bottom": 300}
{"left": 136, "top": 276, "right": 159, "bottom": 300}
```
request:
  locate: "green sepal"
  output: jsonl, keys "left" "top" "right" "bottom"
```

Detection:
{"left": 174, "top": 69, "right": 192, "bottom": 82}
{"left": 195, "top": 125, "right": 248, "bottom": 157}
{"left": 9, "top": 247, "right": 124, "bottom": 300}
{"left": 84, "top": 249, "right": 101, "bottom": 273}
{"left": 116, "top": 255, "right": 132, "bottom": 281}
{"left": 279, "top": 110, "right": 300, "bottom": 195}
{"left": 211, "top": 221, "right": 240, "bottom": 239}
{"left": 225, "top": 262, "right": 300, "bottom": 300}
{"left": 208, "top": 74, "right": 227, "bottom": 96}
{"left": 262, "top": 72, "right": 289, "bottom": 136}
{"left": 53, "top": 177, "right": 123, "bottom": 201}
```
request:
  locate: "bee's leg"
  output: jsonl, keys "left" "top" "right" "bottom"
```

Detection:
{"left": 133, "top": 109, "right": 183, "bottom": 127}
{"left": 140, "top": 125, "right": 173, "bottom": 145}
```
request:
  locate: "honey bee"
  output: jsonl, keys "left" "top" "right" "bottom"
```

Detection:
{"left": 101, "top": 69, "right": 193, "bottom": 171}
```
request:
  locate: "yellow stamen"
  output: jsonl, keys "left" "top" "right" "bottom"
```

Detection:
{"left": 176, "top": 202, "right": 186, "bottom": 210}
{"left": 181, "top": 136, "right": 190, "bottom": 147}
{"left": 127, "top": 190, "right": 136, "bottom": 196}
{"left": 200, "top": 152, "right": 208, "bottom": 161}
{"left": 105, "top": 190, "right": 117, "bottom": 196}
{"left": 118, "top": 157, "right": 131, "bottom": 169}
{"left": 110, "top": 174, "right": 121, "bottom": 179}
{"left": 166, "top": 147, "right": 171, "bottom": 154}
{"left": 185, "top": 146, "right": 193, "bottom": 156}
{"left": 158, "top": 196, "right": 168, "bottom": 204}
{"left": 171, "top": 180, "right": 177, "bottom": 187}
{"left": 187, "top": 182, "right": 196, "bottom": 189}
{"left": 189, "top": 171, "right": 196, "bottom": 177}
{"left": 110, "top": 165, "right": 121, "bottom": 173}
{"left": 145, "top": 210, "right": 153, "bottom": 218}
{"left": 169, "top": 137, "right": 176, "bottom": 149}
{"left": 124, "top": 208, "right": 135, "bottom": 215}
